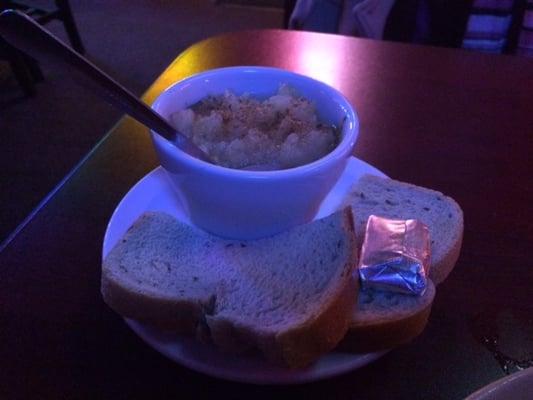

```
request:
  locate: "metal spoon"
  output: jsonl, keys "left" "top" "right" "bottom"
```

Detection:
{"left": 0, "top": 9, "right": 212, "bottom": 163}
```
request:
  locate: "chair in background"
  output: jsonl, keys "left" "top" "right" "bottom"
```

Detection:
{"left": 286, "top": 0, "right": 397, "bottom": 40}
{"left": 0, "top": 0, "right": 84, "bottom": 95}
{"left": 461, "top": 0, "right": 530, "bottom": 55}
{"left": 286, "top": 0, "right": 532, "bottom": 56}
{"left": 1, "top": 35, "right": 43, "bottom": 95}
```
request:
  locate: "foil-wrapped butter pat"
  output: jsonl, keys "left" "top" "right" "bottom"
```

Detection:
{"left": 359, "top": 215, "right": 431, "bottom": 295}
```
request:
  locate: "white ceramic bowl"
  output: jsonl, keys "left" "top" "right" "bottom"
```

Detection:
{"left": 151, "top": 66, "right": 359, "bottom": 239}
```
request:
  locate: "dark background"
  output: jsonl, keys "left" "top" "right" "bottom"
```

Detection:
{"left": 0, "top": 0, "right": 284, "bottom": 244}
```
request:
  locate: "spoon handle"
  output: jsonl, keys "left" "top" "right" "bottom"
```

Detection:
{"left": 0, "top": 10, "right": 210, "bottom": 162}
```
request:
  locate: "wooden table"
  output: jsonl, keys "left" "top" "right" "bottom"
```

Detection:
{"left": 1, "top": 30, "right": 532, "bottom": 399}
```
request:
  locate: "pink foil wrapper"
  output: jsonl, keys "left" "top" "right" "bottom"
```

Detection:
{"left": 359, "top": 215, "right": 431, "bottom": 295}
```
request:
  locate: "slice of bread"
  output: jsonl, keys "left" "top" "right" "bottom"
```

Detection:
{"left": 102, "top": 209, "right": 358, "bottom": 368}
{"left": 338, "top": 279, "right": 436, "bottom": 352}
{"left": 337, "top": 174, "right": 463, "bottom": 353}
{"left": 343, "top": 174, "right": 464, "bottom": 285}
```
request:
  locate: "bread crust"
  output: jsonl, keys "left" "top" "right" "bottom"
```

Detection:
{"left": 206, "top": 208, "right": 359, "bottom": 368}
{"left": 276, "top": 271, "right": 358, "bottom": 367}
{"left": 338, "top": 299, "right": 432, "bottom": 353}
{"left": 205, "top": 274, "right": 358, "bottom": 368}
{"left": 339, "top": 279, "right": 436, "bottom": 353}
{"left": 274, "top": 207, "right": 358, "bottom": 367}
{"left": 430, "top": 220, "right": 463, "bottom": 284}
{"left": 101, "top": 272, "right": 205, "bottom": 333}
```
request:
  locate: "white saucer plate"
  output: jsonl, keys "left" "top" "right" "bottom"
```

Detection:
{"left": 102, "top": 156, "right": 388, "bottom": 384}
{"left": 465, "top": 368, "right": 533, "bottom": 400}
